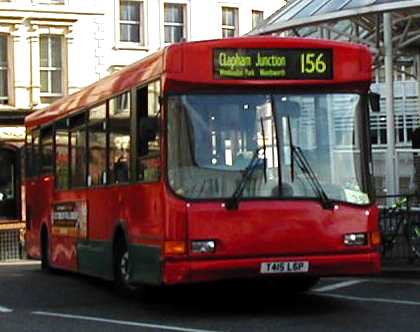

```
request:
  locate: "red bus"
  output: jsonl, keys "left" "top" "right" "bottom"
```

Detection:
{"left": 25, "top": 37, "right": 381, "bottom": 291}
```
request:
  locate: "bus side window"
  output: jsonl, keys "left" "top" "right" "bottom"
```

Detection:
{"left": 109, "top": 92, "right": 131, "bottom": 184}
{"left": 70, "top": 113, "right": 88, "bottom": 188}
{"left": 32, "top": 130, "right": 40, "bottom": 178}
{"left": 137, "top": 81, "right": 161, "bottom": 182}
{"left": 25, "top": 132, "right": 32, "bottom": 178}
{"left": 40, "top": 126, "right": 53, "bottom": 175}
{"left": 88, "top": 103, "right": 107, "bottom": 186}
{"left": 55, "top": 119, "right": 70, "bottom": 190}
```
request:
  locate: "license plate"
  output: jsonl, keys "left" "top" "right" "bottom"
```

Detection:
{"left": 260, "top": 261, "right": 309, "bottom": 274}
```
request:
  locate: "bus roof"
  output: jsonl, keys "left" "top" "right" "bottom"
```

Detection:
{"left": 25, "top": 49, "right": 165, "bottom": 129}
{"left": 25, "top": 36, "right": 371, "bottom": 129}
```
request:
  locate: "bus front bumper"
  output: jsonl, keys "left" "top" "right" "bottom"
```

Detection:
{"left": 162, "top": 252, "right": 381, "bottom": 285}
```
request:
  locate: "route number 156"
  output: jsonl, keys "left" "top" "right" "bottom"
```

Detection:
{"left": 300, "top": 53, "right": 327, "bottom": 74}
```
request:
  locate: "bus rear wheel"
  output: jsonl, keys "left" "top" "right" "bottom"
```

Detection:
{"left": 114, "top": 239, "right": 136, "bottom": 293}
{"left": 40, "top": 229, "right": 50, "bottom": 271}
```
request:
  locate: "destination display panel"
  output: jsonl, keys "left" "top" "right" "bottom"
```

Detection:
{"left": 214, "top": 48, "right": 333, "bottom": 80}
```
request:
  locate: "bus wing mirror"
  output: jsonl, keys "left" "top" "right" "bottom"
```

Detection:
{"left": 369, "top": 92, "right": 380, "bottom": 113}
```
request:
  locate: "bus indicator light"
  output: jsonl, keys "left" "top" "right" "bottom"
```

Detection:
{"left": 370, "top": 231, "right": 382, "bottom": 246}
{"left": 164, "top": 241, "right": 187, "bottom": 255}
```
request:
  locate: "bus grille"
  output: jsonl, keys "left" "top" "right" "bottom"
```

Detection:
{"left": 0, "top": 230, "right": 21, "bottom": 261}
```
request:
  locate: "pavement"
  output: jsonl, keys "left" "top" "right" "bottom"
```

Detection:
{"left": 0, "top": 259, "right": 40, "bottom": 266}
{"left": 381, "top": 259, "right": 420, "bottom": 279}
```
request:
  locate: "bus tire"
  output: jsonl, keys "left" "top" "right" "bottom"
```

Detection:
{"left": 113, "top": 236, "right": 136, "bottom": 294}
{"left": 40, "top": 227, "right": 50, "bottom": 271}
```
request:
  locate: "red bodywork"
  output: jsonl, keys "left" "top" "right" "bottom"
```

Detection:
{"left": 25, "top": 37, "right": 381, "bottom": 284}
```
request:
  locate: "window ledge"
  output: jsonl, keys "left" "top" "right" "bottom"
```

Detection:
{"left": 36, "top": 102, "right": 58, "bottom": 110}
{"left": 0, "top": 105, "right": 15, "bottom": 111}
{"left": 113, "top": 43, "right": 149, "bottom": 51}
{"left": 33, "top": 2, "right": 66, "bottom": 5}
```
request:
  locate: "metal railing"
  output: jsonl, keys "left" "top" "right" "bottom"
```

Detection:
{"left": 0, "top": 229, "right": 21, "bottom": 261}
{"left": 378, "top": 194, "right": 420, "bottom": 263}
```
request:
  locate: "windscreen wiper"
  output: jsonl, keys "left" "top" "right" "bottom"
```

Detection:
{"left": 291, "top": 145, "right": 334, "bottom": 210}
{"left": 260, "top": 117, "right": 268, "bottom": 183}
{"left": 225, "top": 146, "right": 266, "bottom": 210}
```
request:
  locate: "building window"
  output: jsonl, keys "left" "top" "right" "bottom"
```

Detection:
{"left": 40, "top": 35, "right": 64, "bottom": 104}
{"left": 164, "top": 3, "right": 185, "bottom": 43}
{"left": 222, "top": 7, "right": 238, "bottom": 38}
{"left": 119, "top": 0, "right": 144, "bottom": 44}
{"left": 252, "top": 10, "right": 264, "bottom": 29}
{"left": 0, "top": 35, "right": 8, "bottom": 105}
{"left": 370, "top": 113, "right": 387, "bottom": 146}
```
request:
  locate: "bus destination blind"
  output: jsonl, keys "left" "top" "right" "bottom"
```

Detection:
{"left": 214, "top": 48, "right": 333, "bottom": 80}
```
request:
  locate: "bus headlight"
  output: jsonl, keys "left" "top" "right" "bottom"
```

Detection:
{"left": 344, "top": 233, "right": 367, "bottom": 246}
{"left": 192, "top": 240, "right": 216, "bottom": 254}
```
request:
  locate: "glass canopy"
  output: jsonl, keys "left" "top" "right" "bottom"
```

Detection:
{"left": 262, "top": 0, "right": 413, "bottom": 27}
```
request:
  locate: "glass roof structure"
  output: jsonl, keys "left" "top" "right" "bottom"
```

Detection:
{"left": 249, "top": 0, "right": 420, "bottom": 69}
{"left": 252, "top": 0, "right": 420, "bottom": 37}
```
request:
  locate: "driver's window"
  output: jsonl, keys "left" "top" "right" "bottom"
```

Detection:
{"left": 186, "top": 96, "right": 274, "bottom": 171}
{"left": 205, "top": 103, "right": 257, "bottom": 168}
